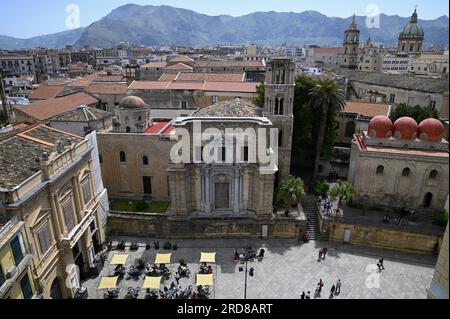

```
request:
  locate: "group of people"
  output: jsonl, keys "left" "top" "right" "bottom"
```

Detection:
{"left": 300, "top": 279, "right": 342, "bottom": 299}
{"left": 199, "top": 262, "right": 213, "bottom": 274}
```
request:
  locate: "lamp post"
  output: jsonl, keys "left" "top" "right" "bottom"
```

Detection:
{"left": 239, "top": 248, "right": 255, "bottom": 300}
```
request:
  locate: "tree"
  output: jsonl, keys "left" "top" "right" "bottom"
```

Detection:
{"left": 329, "top": 180, "right": 355, "bottom": 211}
{"left": 309, "top": 79, "right": 346, "bottom": 182}
{"left": 277, "top": 176, "right": 305, "bottom": 212}
{"left": 390, "top": 103, "right": 438, "bottom": 123}
{"left": 254, "top": 82, "right": 265, "bottom": 107}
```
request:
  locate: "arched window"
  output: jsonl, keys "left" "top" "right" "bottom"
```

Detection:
{"left": 376, "top": 165, "right": 384, "bottom": 175}
{"left": 429, "top": 170, "right": 438, "bottom": 179}
{"left": 119, "top": 151, "right": 126, "bottom": 162}
{"left": 345, "top": 122, "right": 356, "bottom": 138}
{"left": 143, "top": 156, "right": 149, "bottom": 166}
{"left": 275, "top": 99, "right": 280, "bottom": 115}
{"left": 126, "top": 127, "right": 131, "bottom": 133}
{"left": 278, "top": 130, "right": 283, "bottom": 147}
{"left": 279, "top": 98, "right": 284, "bottom": 115}
{"left": 138, "top": 116, "right": 142, "bottom": 122}
{"left": 402, "top": 168, "right": 410, "bottom": 177}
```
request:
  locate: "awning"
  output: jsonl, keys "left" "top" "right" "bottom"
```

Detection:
{"left": 200, "top": 252, "right": 216, "bottom": 264}
{"left": 142, "top": 276, "right": 162, "bottom": 289}
{"left": 155, "top": 253, "right": 172, "bottom": 264}
{"left": 110, "top": 253, "right": 129, "bottom": 265}
{"left": 98, "top": 276, "right": 119, "bottom": 289}
{"left": 196, "top": 274, "right": 214, "bottom": 286}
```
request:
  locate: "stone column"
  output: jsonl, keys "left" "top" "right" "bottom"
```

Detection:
{"left": 72, "top": 174, "right": 84, "bottom": 223}
{"left": 233, "top": 168, "right": 240, "bottom": 213}
{"left": 49, "top": 192, "right": 64, "bottom": 239}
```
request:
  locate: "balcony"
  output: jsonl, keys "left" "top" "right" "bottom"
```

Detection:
{"left": 0, "top": 253, "right": 33, "bottom": 298}
{"left": 61, "top": 209, "right": 96, "bottom": 249}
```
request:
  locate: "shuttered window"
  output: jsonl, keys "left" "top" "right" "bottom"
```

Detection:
{"left": 62, "top": 198, "right": 76, "bottom": 232}
{"left": 37, "top": 223, "right": 54, "bottom": 255}
{"left": 82, "top": 179, "right": 92, "bottom": 205}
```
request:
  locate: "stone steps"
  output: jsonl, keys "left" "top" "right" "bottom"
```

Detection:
{"left": 303, "top": 197, "right": 320, "bottom": 240}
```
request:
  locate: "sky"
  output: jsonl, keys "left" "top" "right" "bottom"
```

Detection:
{"left": 0, "top": 0, "right": 448, "bottom": 38}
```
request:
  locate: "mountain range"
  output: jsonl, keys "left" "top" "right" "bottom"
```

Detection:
{"left": 0, "top": 4, "right": 448, "bottom": 50}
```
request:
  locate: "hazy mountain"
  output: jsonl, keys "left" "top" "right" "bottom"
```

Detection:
{"left": 1, "top": 4, "right": 448, "bottom": 49}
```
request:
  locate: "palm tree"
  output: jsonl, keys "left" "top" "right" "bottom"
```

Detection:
{"left": 309, "top": 78, "right": 346, "bottom": 182}
{"left": 277, "top": 176, "right": 305, "bottom": 214}
{"left": 329, "top": 180, "right": 355, "bottom": 212}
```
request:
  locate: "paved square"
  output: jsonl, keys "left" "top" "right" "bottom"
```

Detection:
{"left": 82, "top": 237, "right": 436, "bottom": 299}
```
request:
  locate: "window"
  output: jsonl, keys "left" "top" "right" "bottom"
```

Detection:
{"left": 120, "top": 151, "right": 126, "bottom": 162}
{"left": 138, "top": 116, "right": 142, "bottom": 122}
{"left": 402, "top": 168, "right": 411, "bottom": 177}
{"left": 389, "top": 94, "right": 395, "bottom": 103}
{"left": 409, "top": 45, "right": 414, "bottom": 52}
{"left": 429, "top": 100, "right": 436, "bottom": 110}
{"left": 278, "top": 130, "right": 283, "bottom": 147}
{"left": 181, "top": 101, "right": 187, "bottom": 109}
{"left": 62, "top": 198, "right": 76, "bottom": 232}
{"left": 0, "top": 264, "right": 5, "bottom": 287}
{"left": 37, "top": 223, "right": 53, "bottom": 255}
{"left": 318, "top": 165, "right": 324, "bottom": 173}
{"left": 10, "top": 235, "right": 24, "bottom": 266}
{"left": 20, "top": 273, "right": 33, "bottom": 299}
{"left": 376, "top": 165, "right": 384, "bottom": 175}
{"left": 82, "top": 179, "right": 92, "bottom": 205}
{"left": 143, "top": 156, "right": 149, "bottom": 165}
{"left": 429, "top": 170, "right": 438, "bottom": 179}
{"left": 126, "top": 127, "right": 131, "bottom": 133}
{"left": 345, "top": 122, "right": 356, "bottom": 138}
{"left": 407, "top": 97, "right": 414, "bottom": 106}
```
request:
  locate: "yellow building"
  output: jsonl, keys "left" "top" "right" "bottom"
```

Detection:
{"left": 0, "top": 217, "right": 35, "bottom": 299}
{"left": 0, "top": 125, "right": 108, "bottom": 299}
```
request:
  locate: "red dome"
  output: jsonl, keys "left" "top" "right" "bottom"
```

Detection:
{"left": 367, "top": 115, "right": 393, "bottom": 138}
{"left": 393, "top": 117, "right": 418, "bottom": 140}
{"left": 418, "top": 118, "right": 445, "bottom": 142}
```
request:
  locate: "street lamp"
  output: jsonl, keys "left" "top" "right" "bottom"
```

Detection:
{"left": 238, "top": 247, "right": 256, "bottom": 299}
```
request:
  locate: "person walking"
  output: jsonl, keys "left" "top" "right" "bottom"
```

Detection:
{"left": 318, "top": 250, "right": 323, "bottom": 260}
{"left": 319, "top": 279, "right": 324, "bottom": 293}
{"left": 378, "top": 258, "right": 385, "bottom": 270}
{"left": 336, "top": 279, "right": 341, "bottom": 294}
{"left": 301, "top": 291, "right": 305, "bottom": 299}
{"left": 330, "top": 285, "right": 336, "bottom": 296}
{"left": 323, "top": 247, "right": 328, "bottom": 259}
{"left": 306, "top": 291, "right": 311, "bottom": 299}
{"left": 175, "top": 271, "right": 181, "bottom": 285}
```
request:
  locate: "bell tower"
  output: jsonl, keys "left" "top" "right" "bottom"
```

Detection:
{"left": 263, "top": 57, "right": 295, "bottom": 180}
{"left": 340, "top": 14, "right": 360, "bottom": 69}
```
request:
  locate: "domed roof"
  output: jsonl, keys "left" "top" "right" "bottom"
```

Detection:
{"left": 368, "top": 115, "right": 393, "bottom": 138}
{"left": 400, "top": 10, "right": 424, "bottom": 38}
{"left": 393, "top": 117, "right": 418, "bottom": 140}
{"left": 119, "top": 96, "right": 147, "bottom": 109}
{"left": 418, "top": 118, "right": 445, "bottom": 142}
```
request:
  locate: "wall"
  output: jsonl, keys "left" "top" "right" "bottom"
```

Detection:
{"left": 428, "top": 222, "right": 449, "bottom": 298}
{"left": 108, "top": 212, "right": 307, "bottom": 240}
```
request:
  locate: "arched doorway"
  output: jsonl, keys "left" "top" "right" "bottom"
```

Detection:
{"left": 50, "top": 277, "right": 63, "bottom": 299}
{"left": 423, "top": 192, "right": 433, "bottom": 209}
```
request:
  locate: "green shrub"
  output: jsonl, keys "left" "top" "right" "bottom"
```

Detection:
{"left": 314, "top": 180, "right": 330, "bottom": 197}
{"left": 135, "top": 201, "right": 149, "bottom": 212}
{"left": 433, "top": 210, "right": 449, "bottom": 226}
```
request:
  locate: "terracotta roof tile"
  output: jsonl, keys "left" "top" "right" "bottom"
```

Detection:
{"left": 141, "top": 61, "right": 168, "bottom": 68}
{"left": 16, "top": 92, "right": 98, "bottom": 121}
{"left": 30, "top": 85, "right": 64, "bottom": 100}
{"left": 195, "top": 60, "right": 264, "bottom": 68}
{"left": 87, "top": 83, "right": 128, "bottom": 95}
{"left": 203, "top": 82, "right": 257, "bottom": 93}
{"left": 313, "top": 47, "right": 344, "bottom": 54}
{"left": 343, "top": 101, "right": 391, "bottom": 118}
{"left": 164, "top": 62, "right": 193, "bottom": 70}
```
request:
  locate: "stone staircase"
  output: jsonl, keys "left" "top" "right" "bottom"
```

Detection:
{"left": 302, "top": 196, "right": 320, "bottom": 240}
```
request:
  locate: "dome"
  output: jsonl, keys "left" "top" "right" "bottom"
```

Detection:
{"left": 119, "top": 96, "right": 147, "bottom": 109}
{"left": 368, "top": 115, "right": 393, "bottom": 138}
{"left": 418, "top": 118, "right": 445, "bottom": 142}
{"left": 393, "top": 117, "right": 418, "bottom": 140}
{"left": 400, "top": 10, "right": 424, "bottom": 38}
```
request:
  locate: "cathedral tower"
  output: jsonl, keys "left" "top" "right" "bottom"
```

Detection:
{"left": 340, "top": 14, "right": 360, "bottom": 69}
{"left": 263, "top": 57, "right": 295, "bottom": 181}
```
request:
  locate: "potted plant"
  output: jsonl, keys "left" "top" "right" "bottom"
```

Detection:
{"left": 179, "top": 259, "right": 187, "bottom": 267}
{"left": 117, "top": 240, "right": 126, "bottom": 250}
{"left": 173, "top": 243, "right": 178, "bottom": 251}
{"left": 130, "top": 242, "right": 139, "bottom": 251}
{"left": 163, "top": 241, "right": 172, "bottom": 250}
{"left": 154, "top": 240, "right": 160, "bottom": 250}
{"left": 146, "top": 242, "right": 151, "bottom": 250}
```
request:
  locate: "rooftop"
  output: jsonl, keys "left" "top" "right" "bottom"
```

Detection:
{"left": 50, "top": 106, "right": 112, "bottom": 122}
{"left": 0, "top": 125, "right": 82, "bottom": 190}
{"left": 164, "top": 62, "right": 194, "bottom": 71}
{"left": 313, "top": 47, "right": 344, "bottom": 55}
{"left": 15, "top": 92, "right": 99, "bottom": 121}
{"left": 195, "top": 60, "right": 264, "bottom": 68}
{"left": 29, "top": 85, "right": 65, "bottom": 100}
{"left": 343, "top": 101, "right": 391, "bottom": 118}
{"left": 332, "top": 68, "right": 449, "bottom": 93}
{"left": 128, "top": 80, "right": 257, "bottom": 93}
{"left": 192, "top": 98, "right": 262, "bottom": 118}
{"left": 159, "top": 72, "right": 245, "bottom": 82}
